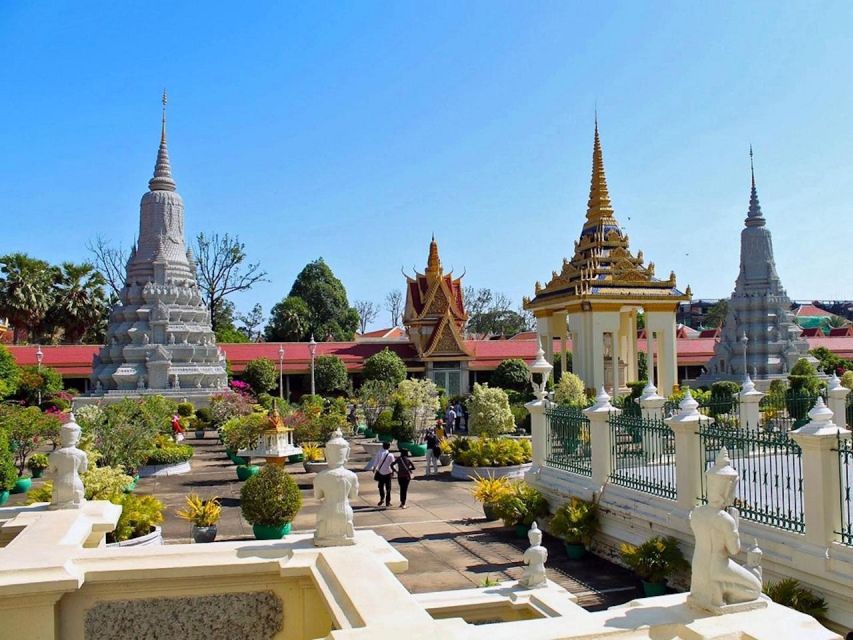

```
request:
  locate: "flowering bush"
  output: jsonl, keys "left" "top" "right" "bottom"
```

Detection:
{"left": 466, "top": 383, "right": 515, "bottom": 438}
{"left": 229, "top": 379, "right": 254, "bottom": 397}
{"left": 554, "top": 372, "right": 588, "bottom": 407}
{"left": 395, "top": 378, "right": 440, "bottom": 433}
{"left": 210, "top": 392, "right": 255, "bottom": 430}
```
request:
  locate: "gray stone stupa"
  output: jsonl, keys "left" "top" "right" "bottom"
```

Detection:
{"left": 86, "top": 94, "right": 228, "bottom": 404}
{"left": 697, "top": 150, "right": 810, "bottom": 386}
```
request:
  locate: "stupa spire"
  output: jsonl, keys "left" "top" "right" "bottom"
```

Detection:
{"left": 746, "top": 145, "right": 764, "bottom": 227}
{"left": 585, "top": 116, "right": 616, "bottom": 226}
{"left": 148, "top": 89, "right": 177, "bottom": 192}
{"left": 426, "top": 234, "right": 442, "bottom": 275}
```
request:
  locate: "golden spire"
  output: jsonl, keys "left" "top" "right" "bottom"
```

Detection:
{"left": 584, "top": 116, "right": 616, "bottom": 227}
{"left": 426, "top": 234, "right": 441, "bottom": 275}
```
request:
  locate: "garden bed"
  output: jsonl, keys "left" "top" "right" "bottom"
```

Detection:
{"left": 450, "top": 462, "right": 533, "bottom": 481}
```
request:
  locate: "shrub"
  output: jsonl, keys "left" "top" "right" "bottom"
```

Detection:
{"left": 492, "top": 481, "right": 548, "bottom": 527}
{"left": 448, "top": 437, "right": 532, "bottom": 467}
{"left": 27, "top": 465, "right": 133, "bottom": 504}
{"left": 788, "top": 359, "right": 822, "bottom": 394}
{"left": 146, "top": 444, "right": 194, "bottom": 465}
{"left": 841, "top": 370, "right": 853, "bottom": 390}
{"left": 550, "top": 497, "right": 598, "bottom": 546}
{"left": 510, "top": 404, "right": 531, "bottom": 432}
{"left": 91, "top": 399, "right": 160, "bottom": 474}
{"left": 244, "top": 358, "right": 278, "bottom": 395}
{"left": 470, "top": 475, "right": 512, "bottom": 505}
{"left": 110, "top": 494, "right": 164, "bottom": 543}
{"left": 176, "top": 494, "right": 222, "bottom": 527}
{"left": 554, "top": 372, "right": 588, "bottom": 407}
{"left": 0, "top": 429, "right": 17, "bottom": 491}
{"left": 0, "top": 405, "right": 61, "bottom": 475}
{"left": 176, "top": 401, "right": 195, "bottom": 418}
{"left": 357, "top": 379, "right": 396, "bottom": 429}
{"left": 26, "top": 453, "right": 49, "bottom": 472}
{"left": 139, "top": 395, "right": 179, "bottom": 434}
{"left": 466, "top": 383, "right": 515, "bottom": 438}
{"left": 240, "top": 464, "right": 303, "bottom": 527}
{"left": 391, "top": 398, "right": 416, "bottom": 442}
{"left": 209, "top": 392, "right": 255, "bottom": 430}
{"left": 764, "top": 578, "right": 828, "bottom": 620}
{"left": 491, "top": 359, "right": 531, "bottom": 393}
{"left": 0, "top": 344, "right": 21, "bottom": 399}
{"left": 195, "top": 407, "right": 213, "bottom": 423}
{"left": 15, "top": 365, "right": 63, "bottom": 406}
{"left": 221, "top": 413, "right": 268, "bottom": 452}
{"left": 709, "top": 380, "right": 741, "bottom": 416}
{"left": 256, "top": 393, "right": 274, "bottom": 411}
{"left": 374, "top": 409, "right": 394, "bottom": 435}
{"left": 362, "top": 348, "right": 407, "bottom": 385}
{"left": 395, "top": 378, "right": 440, "bottom": 432}
{"left": 314, "top": 355, "right": 349, "bottom": 395}
{"left": 619, "top": 536, "right": 688, "bottom": 584}
{"left": 41, "top": 396, "right": 71, "bottom": 412}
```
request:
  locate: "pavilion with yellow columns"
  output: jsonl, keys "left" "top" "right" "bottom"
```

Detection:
{"left": 524, "top": 122, "right": 690, "bottom": 395}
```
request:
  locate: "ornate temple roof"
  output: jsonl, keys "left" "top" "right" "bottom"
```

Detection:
{"left": 524, "top": 121, "right": 689, "bottom": 311}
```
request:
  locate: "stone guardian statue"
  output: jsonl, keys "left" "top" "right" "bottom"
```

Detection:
{"left": 48, "top": 415, "right": 88, "bottom": 510}
{"left": 688, "top": 447, "right": 763, "bottom": 610}
{"left": 519, "top": 521, "right": 548, "bottom": 588}
{"left": 313, "top": 429, "right": 359, "bottom": 547}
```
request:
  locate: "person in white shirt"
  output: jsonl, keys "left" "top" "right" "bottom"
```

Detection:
{"left": 445, "top": 406, "right": 457, "bottom": 435}
{"left": 370, "top": 441, "right": 395, "bottom": 508}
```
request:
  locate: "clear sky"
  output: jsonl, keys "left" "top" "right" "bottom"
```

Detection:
{"left": 1, "top": 2, "right": 852, "bottom": 330}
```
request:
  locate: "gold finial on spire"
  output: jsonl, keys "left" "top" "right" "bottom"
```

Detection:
{"left": 585, "top": 116, "right": 616, "bottom": 227}
{"left": 426, "top": 235, "right": 441, "bottom": 275}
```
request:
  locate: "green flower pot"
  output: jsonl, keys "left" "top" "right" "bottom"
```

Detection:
{"left": 514, "top": 523, "right": 530, "bottom": 539}
{"left": 11, "top": 477, "right": 31, "bottom": 494}
{"left": 252, "top": 522, "right": 292, "bottom": 540}
{"left": 288, "top": 453, "right": 304, "bottom": 463}
{"left": 400, "top": 443, "right": 427, "bottom": 456}
{"left": 0, "top": 490, "right": 9, "bottom": 506}
{"left": 124, "top": 478, "right": 137, "bottom": 494}
{"left": 641, "top": 580, "right": 667, "bottom": 597}
{"left": 30, "top": 469, "right": 45, "bottom": 479}
{"left": 377, "top": 433, "right": 394, "bottom": 443}
{"left": 363, "top": 429, "right": 376, "bottom": 439}
{"left": 236, "top": 465, "right": 260, "bottom": 481}
{"left": 564, "top": 542, "right": 586, "bottom": 560}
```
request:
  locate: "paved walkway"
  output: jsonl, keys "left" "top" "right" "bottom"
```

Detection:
{"left": 8, "top": 434, "right": 643, "bottom": 610}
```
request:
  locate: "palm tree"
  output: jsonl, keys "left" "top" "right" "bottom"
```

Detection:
{"left": 0, "top": 254, "right": 55, "bottom": 343}
{"left": 51, "top": 262, "right": 109, "bottom": 344}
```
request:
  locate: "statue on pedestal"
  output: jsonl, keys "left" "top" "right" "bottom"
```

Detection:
{"left": 688, "top": 447, "right": 763, "bottom": 610}
{"left": 519, "top": 522, "right": 548, "bottom": 588}
{"left": 313, "top": 429, "right": 359, "bottom": 547}
{"left": 48, "top": 415, "right": 88, "bottom": 510}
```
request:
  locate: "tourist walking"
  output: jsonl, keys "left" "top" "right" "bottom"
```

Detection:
{"left": 392, "top": 449, "right": 415, "bottom": 509}
{"left": 424, "top": 429, "right": 440, "bottom": 476}
{"left": 445, "top": 405, "right": 457, "bottom": 435}
{"left": 454, "top": 401, "right": 464, "bottom": 433}
{"left": 370, "top": 442, "right": 395, "bottom": 508}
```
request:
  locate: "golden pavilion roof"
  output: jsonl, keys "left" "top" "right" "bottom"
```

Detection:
{"left": 524, "top": 121, "right": 690, "bottom": 310}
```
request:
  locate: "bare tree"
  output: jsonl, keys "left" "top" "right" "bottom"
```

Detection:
{"left": 194, "top": 232, "right": 268, "bottom": 331}
{"left": 354, "top": 300, "right": 380, "bottom": 334}
{"left": 237, "top": 303, "right": 265, "bottom": 342}
{"left": 385, "top": 289, "right": 403, "bottom": 327}
{"left": 87, "top": 235, "right": 129, "bottom": 299}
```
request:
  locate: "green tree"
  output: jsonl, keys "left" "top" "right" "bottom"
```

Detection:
{"left": 704, "top": 300, "right": 729, "bottom": 329}
{"left": 213, "top": 300, "right": 250, "bottom": 343}
{"left": 16, "top": 365, "right": 63, "bottom": 406}
{"left": 314, "top": 355, "right": 348, "bottom": 395}
{"left": 0, "top": 405, "right": 59, "bottom": 475}
{"left": 0, "top": 345, "right": 20, "bottom": 399}
{"left": 554, "top": 372, "right": 587, "bottom": 407}
{"left": 466, "top": 383, "right": 515, "bottom": 438}
{"left": 265, "top": 295, "right": 311, "bottom": 342}
{"left": 50, "top": 262, "right": 109, "bottom": 344}
{"left": 0, "top": 428, "right": 17, "bottom": 491}
{"left": 0, "top": 253, "right": 56, "bottom": 343}
{"left": 491, "top": 358, "right": 531, "bottom": 392}
{"left": 362, "top": 348, "right": 407, "bottom": 385}
{"left": 243, "top": 357, "right": 278, "bottom": 395}
{"left": 287, "top": 259, "right": 358, "bottom": 340}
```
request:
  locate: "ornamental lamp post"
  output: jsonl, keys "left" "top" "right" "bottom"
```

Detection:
{"left": 308, "top": 335, "right": 317, "bottom": 396}
{"left": 36, "top": 345, "right": 44, "bottom": 405}
{"left": 741, "top": 331, "right": 749, "bottom": 381}
{"left": 527, "top": 339, "right": 554, "bottom": 402}
{"left": 278, "top": 345, "right": 285, "bottom": 400}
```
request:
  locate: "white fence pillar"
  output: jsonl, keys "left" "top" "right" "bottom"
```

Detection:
{"left": 739, "top": 375, "right": 764, "bottom": 428}
{"left": 790, "top": 398, "right": 851, "bottom": 547}
{"left": 527, "top": 398, "right": 547, "bottom": 468}
{"left": 827, "top": 373, "right": 850, "bottom": 430}
{"left": 639, "top": 382, "right": 666, "bottom": 421}
{"left": 665, "top": 389, "right": 711, "bottom": 511}
{"left": 584, "top": 387, "right": 620, "bottom": 489}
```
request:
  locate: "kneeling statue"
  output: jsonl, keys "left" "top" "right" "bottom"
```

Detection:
{"left": 49, "top": 415, "right": 88, "bottom": 510}
{"left": 314, "top": 429, "right": 359, "bottom": 547}
{"left": 519, "top": 522, "right": 548, "bottom": 588}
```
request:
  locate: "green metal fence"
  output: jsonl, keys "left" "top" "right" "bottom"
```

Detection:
{"left": 544, "top": 405, "right": 592, "bottom": 477}
{"left": 698, "top": 422, "right": 804, "bottom": 532}
{"left": 608, "top": 412, "right": 676, "bottom": 499}
{"left": 698, "top": 394, "right": 740, "bottom": 422}
{"left": 835, "top": 434, "right": 853, "bottom": 546}
{"left": 759, "top": 392, "right": 819, "bottom": 433}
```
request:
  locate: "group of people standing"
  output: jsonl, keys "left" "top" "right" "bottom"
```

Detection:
{"left": 444, "top": 400, "right": 466, "bottom": 435}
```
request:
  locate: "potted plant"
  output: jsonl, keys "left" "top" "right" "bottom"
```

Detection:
{"left": 192, "top": 417, "right": 207, "bottom": 440}
{"left": 374, "top": 408, "right": 395, "bottom": 443}
{"left": 550, "top": 497, "right": 598, "bottom": 560}
{"left": 240, "top": 464, "right": 303, "bottom": 539}
{"left": 176, "top": 493, "right": 222, "bottom": 543}
{"left": 301, "top": 443, "right": 328, "bottom": 473}
{"left": 222, "top": 413, "right": 265, "bottom": 473}
{"left": 438, "top": 439, "right": 453, "bottom": 466}
{"left": 493, "top": 480, "right": 549, "bottom": 537}
{"left": 0, "top": 429, "right": 16, "bottom": 506}
{"left": 107, "top": 494, "right": 165, "bottom": 546}
{"left": 471, "top": 474, "right": 512, "bottom": 521}
{"left": 26, "top": 453, "right": 49, "bottom": 479}
{"left": 620, "top": 535, "right": 688, "bottom": 596}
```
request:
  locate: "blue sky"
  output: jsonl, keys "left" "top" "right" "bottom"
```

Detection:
{"left": 1, "top": 2, "right": 852, "bottom": 329}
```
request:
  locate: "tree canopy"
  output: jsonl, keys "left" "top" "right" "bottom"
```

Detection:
{"left": 0, "top": 345, "right": 21, "bottom": 399}
{"left": 362, "top": 348, "right": 407, "bottom": 386}
{"left": 491, "top": 358, "right": 531, "bottom": 392}
{"left": 314, "top": 354, "right": 349, "bottom": 395}
{"left": 243, "top": 358, "right": 278, "bottom": 395}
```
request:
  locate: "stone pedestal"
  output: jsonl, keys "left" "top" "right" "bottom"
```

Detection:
{"left": 584, "top": 388, "right": 619, "bottom": 489}
{"left": 665, "top": 390, "right": 712, "bottom": 511}
{"left": 739, "top": 376, "right": 764, "bottom": 428}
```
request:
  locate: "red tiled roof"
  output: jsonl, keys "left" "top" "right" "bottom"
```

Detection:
{"left": 699, "top": 329, "right": 721, "bottom": 339}
{"left": 357, "top": 327, "right": 407, "bottom": 339}
{"left": 829, "top": 327, "right": 853, "bottom": 337}
{"left": 800, "top": 327, "right": 823, "bottom": 337}
{"left": 795, "top": 304, "right": 832, "bottom": 317}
